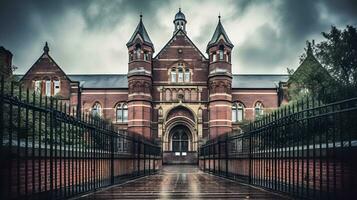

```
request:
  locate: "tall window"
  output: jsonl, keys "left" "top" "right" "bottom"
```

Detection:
{"left": 219, "top": 45, "right": 224, "bottom": 60}
{"left": 144, "top": 51, "right": 149, "bottom": 61}
{"left": 255, "top": 101, "right": 264, "bottom": 119}
{"left": 92, "top": 102, "right": 102, "bottom": 117}
{"left": 212, "top": 53, "right": 217, "bottom": 62}
{"left": 135, "top": 44, "right": 141, "bottom": 59}
{"left": 45, "top": 80, "right": 51, "bottom": 96}
{"left": 184, "top": 69, "right": 190, "bottom": 82}
{"left": 232, "top": 102, "right": 244, "bottom": 123}
{"left": 178, "top": 68, "right": 183, "bottom": 82}
{"left": 116, "top": 103, "right": 128, "bottom": 122}
{"left": 172, "top": 131, "right": 188, "bottom": 152}
{"left": 226, "top": 52, "right": 230, "bottom": 62}
{"left": 54, "top": 80, "right": 60, "bottom": 95}
{"left": 34, "top": 80, "right": 42, "bottom": 93}
{"left": 171, "top": 68, "right": 177, "bottom": 82}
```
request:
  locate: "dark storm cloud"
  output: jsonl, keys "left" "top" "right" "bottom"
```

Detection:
{"left": 0, "top": 0, "right": 356, "bottom": 74}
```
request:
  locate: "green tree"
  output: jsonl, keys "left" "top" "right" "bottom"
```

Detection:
{"left": 290, "top": 25, "right": 357, "bottom": 102}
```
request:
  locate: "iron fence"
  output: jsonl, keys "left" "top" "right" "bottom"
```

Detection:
{"left": 0, "top": 77, "right": 162, "bottom": 199}
{"left": 199, "top": 96, "right": 357, "bottom": 199}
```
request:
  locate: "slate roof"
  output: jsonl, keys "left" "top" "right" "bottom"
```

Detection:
{"left": 126, "top": 16, "right": 153, "bottom": 47}
{"left": 14, "top": 74, "right": 288, "bottom": 89}
{"left": 207, "top": 18, "right": 234, "bottom": 49}
{"left": 232, "top": 74, "right": 289, "bottom": 89}
{"left": 68, "top": 74, "right": 128, "bottom": 89}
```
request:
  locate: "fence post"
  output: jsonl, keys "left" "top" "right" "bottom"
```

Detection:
{"left": 249, "top": 123, "right": 252, "bottom": 184}
{"left": 110, "top": 131, "right": 114, "bottom": 185}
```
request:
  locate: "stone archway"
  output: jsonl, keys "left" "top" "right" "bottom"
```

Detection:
{"left": 162, "top": 106, "right": 198, "bottom": 164}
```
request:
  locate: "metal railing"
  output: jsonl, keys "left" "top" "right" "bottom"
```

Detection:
{"left": 0, "top": 77, "right": 162, "bottom": 199}
{"left": 199, "top": 96, "right": 357, "bottom": 199}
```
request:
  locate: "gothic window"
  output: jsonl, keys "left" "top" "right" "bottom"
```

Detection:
{"left": 135, "top": 44, "right": 141, "bottom": 59}
{"left": 232, "top": 102, "right": 244, "bottom": 123}
{"left": 226, "top": 52, "right": 230, "bottom": 62}
{"left": 129, "top": 52, "right": 133, "bottom": 61}
{"left": 184, "top": 69, "right": 190, "bottom": 82}
{"left": 45, "top": 80, "right": 51, "bottom": 96}
{"left": 54, "top": 80, "right": 60, "bottom": 95}
{"left": 219, "top": 45, "right": 224, "bottom": 60}
{"left": 172, "top": 131, "right": 188, "bottom": 152}
{"left": 92, "top": 102, "right": 102, "bottom": 117}
{"left": 171, "top": 68, "right": 177, "bottom": 82}
{"left": 255, "top": 101, "right": 264, "bottom": 119}
{"left": 116, "top": 103, "right": 128, "bottom": 122}
{"left": 178, "top": 68, "right": 184, "bottom": 82}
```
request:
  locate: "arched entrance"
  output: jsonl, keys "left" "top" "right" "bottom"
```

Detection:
{"left": 162, "top": 106, "right": 198, "bottom": 164}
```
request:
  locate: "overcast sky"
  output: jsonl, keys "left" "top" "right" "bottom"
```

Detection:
{"left": 0, "top": 0, "right": 356, "bottom": 75}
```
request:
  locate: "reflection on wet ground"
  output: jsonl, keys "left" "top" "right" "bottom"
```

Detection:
{"left": 78, "top": 165, "right": 288, "bottom": 199}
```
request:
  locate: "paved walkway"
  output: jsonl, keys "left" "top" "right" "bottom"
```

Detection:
{"left": 78, "top": 165, "right": 288, "bottom": 199}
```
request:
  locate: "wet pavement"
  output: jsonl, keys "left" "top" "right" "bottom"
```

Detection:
{"left": 78, "top": 165, "right": 288, "bottom": 199}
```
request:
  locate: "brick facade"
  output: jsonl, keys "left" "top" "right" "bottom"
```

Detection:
{"left": 16, "top": 9, "right": 288, "bottom": 163}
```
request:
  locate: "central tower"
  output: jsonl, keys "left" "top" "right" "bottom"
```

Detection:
{"left": 173, "top": 8, "right": 187, "bottom": 34}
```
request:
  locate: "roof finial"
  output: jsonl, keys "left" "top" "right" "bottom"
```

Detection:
{"left": 218, "top": 13, "right": 221, "bottom": 21}
{"left": 140, "top": 12, "right": 143, "bottom": 21}
{"left": 179, "top": 7, "right": 181, "bottom": 12}
{"left": 306, "top": 40, "right": 313, "bottom": 56}
{"left": 43, "top": 42, "right": 49, "bottom": 54}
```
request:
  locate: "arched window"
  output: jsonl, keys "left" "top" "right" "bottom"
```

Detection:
{"left": 232, "top": 102, "right": 244, "bottom": 122}
{"left": 172, "top": 131, "right": 188, "bottom": 152}
{"left": 226, "top": 52, "right": 230, "bottom": 62}
{"left": 219, "top": 45, "right": 224, "bottom": 60}
{"left": 165, "top": 89, "right": 171, "bottom": 101}
{"left": 178, "top": 68, "right": 184, "bottom": 82}
{"left": 116, "top": 103, "right": 128, "bottom": 122}
{"left": 255, "top": 101, "right": 264, "bottom": 119}
{"left": 184, "top": 69, "right": 190, "bottom": 82}
{"left": 92, "top": 102, "right": 102, "bottom": 117}
{"left": 171, "top": 68, "right": 177, "bottom": 82}
{"left": 135, "top": 44, "right": 141, "bottom": 59}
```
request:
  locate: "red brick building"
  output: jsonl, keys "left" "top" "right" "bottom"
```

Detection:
{"left": 17, "top": 10, "right": 288, "bottom": 164}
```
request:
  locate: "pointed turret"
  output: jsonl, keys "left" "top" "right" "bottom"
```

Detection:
{"left": 207, "top": 15, "right": 233, "bottom": 51}
{"left": 126, "top": 14, "right": 154, "bottom": 139}
{"left": 207, "top": 16, "right": 234, "bottom": 138}
{"left": 126, "top": 14, "right": 154, "bottom": 49}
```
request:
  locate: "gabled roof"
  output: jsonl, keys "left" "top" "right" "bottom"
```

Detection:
{"left": 126, "top": 15, "right": 153, "bottom": 48}
{"left": 288, "top": 43, "right": 331, "bottom": 84}
{"left": 207, "top": 17, "right": 234, "bottom": 50}
{"left": 20, "top": 42, "right": 72, "bottom": 82}
{"left": 154, "top": 29, "right": 207, "bottom": 60}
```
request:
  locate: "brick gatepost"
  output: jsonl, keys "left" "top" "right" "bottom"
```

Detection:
{"left": 126, "top": 15, "right": 154, "bottom": 139}
{"left": 207, "top": 16, "right": 234, "bottom": 139}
